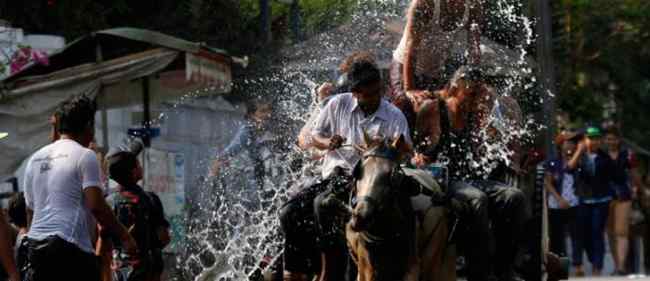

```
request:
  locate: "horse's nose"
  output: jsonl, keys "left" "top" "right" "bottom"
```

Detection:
{"left": 350, "top": 201, "right": 373, "bottom": 231}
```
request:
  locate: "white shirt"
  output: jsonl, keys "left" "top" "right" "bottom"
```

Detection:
{"left": 312, "top": 93, "right": 412, "bottom": 179}
{"left": 24, "top": 139, "right": 101, "bottom": 254}
{"left": 393, "top": 0, "right": 470, "bottom": 77}
{"left": 548, "top": 172, "right": 579, "bottom": 209}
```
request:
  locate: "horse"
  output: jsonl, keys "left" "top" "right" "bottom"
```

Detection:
{"left": 342, "top": 135, "right": 456, "bottom": 281}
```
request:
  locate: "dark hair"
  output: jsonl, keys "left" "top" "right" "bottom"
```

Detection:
{"left": 245, "top": 99, "right": 272, "bottom": 117}
{"left": 56, "top": 95, "right": 97, "bottom": 135}
{"left": 339, "top": 51, "right": 377, "bottom": 73}
{"left": 107, "top": 151, "right": 138, "bottom": 186}
{"left": 8, "top": 192, "right": 27, "bottom": 228}
{"left": 349, "top": 60, "right": 381, "bottom": 91}
{"left": 605, "top": 127, "right": 621, "bottom": 137}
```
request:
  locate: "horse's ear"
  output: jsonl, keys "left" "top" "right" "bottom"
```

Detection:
{"left": 391, "top": 134, "right": 412, "bottom": 159}
{"left": 363, "top": 129, "right": 371, "bottom": 147}
{"left": 391, "top": 134, "right": 402, "bottom": 150}
{"left": 352, "top": 160, "right": 363, "bottom": 179}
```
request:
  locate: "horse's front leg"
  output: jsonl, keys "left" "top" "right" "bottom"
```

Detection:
{"left": 346, "top": 225, "right": 366, "bottom": 281}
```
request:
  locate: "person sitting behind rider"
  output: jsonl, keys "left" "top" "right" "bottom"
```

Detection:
{"left": 279, "top": 60, "right": 412, "bottom": 281}
{"left": 411, "top": 67, "right": 528, "bottom": 281}
{"left": 390, "top": 0, "right": 483, "bottom": 129}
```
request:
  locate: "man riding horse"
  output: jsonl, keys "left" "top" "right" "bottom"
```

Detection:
{"left": 279, "top": 60, "right": 412, "bottom": 281}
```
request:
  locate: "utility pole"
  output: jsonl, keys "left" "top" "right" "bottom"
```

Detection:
{"left": 536, "top": 0, "right": 557, "bottom": 158}
{"left": 260, "top": 0, "right": 272, "bottom": 43}
{"left": 537, "top": 1, "right": 562, "bottom": 281}
{"left": 289, "top": 0, "right": 302, "bottom": 42}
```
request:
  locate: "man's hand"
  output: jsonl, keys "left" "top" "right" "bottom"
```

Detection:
{"left": 121, "top": 233, "right": 138, "bottom": 259}
{"left": 328, "top": 135, "right": 346, "bottom": 151}
{"left": 413, "top": 153, "right": 432, "bottom": 168}
{"left": 406, "top": 90, "right": 432, "bottom": 112}
{"left": 209, "top": 160, "right": 222, "bottom": 177}
{"left": 558, "top": 198, "right": 570, "bottom": 210}
{"left": 317, "top": 82, "right": 334, "bottom": 101}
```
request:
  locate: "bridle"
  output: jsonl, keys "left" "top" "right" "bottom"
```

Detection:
{"left": 351, "top": 146, "right": 407, "bottom": 244}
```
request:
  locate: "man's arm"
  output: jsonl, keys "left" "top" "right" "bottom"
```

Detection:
{"left": 628, "top": 151, "right": 642, "bottom": 197}
{"left": 312, "top": 133, "right": 340, "bottom": 151}
{"left": 217, "top": 124, "right": 252, "bottom": 161}
{"left": 298, "top": 117, "right": 317, "bottom": 150}
{"left": 310, "top": 95, "right": 339, "bottom": 151}
{"left": 403, "top": 0, "right": 430, "bottom": 91}
{"left": 80, "top": 151, "right": 137, "bottom": 255}
{"left": 544, "top": 171, "right": 562, "bottom": 201}
{"left": 210, "top": 124, "right": 252, "bottom": 176}
{"left": 26, "top": 209, "right": 33, "bottom": 230}
{"left": 85, "top": 187, "right": 136, "bottom": 255}
{"left": 567, "top": 140, "right": 586, "bottom": 170}
{"left": 414, "top": 99, "right": 442, "bottom": 157}
{"left": 0, "top": 213, "right": 19, "bottom": 281}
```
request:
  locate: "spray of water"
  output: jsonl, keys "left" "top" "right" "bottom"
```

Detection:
{"left": 136, "top": 1, "right": 543, "bottom": 280}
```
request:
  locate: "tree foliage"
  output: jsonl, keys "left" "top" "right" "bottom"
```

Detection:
{"left": 552, "top": 0, "right": 650, "bottom": 145}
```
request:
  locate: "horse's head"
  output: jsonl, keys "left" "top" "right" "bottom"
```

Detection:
{"left": 349, "top": 134, "right": 410, "bottom": 232}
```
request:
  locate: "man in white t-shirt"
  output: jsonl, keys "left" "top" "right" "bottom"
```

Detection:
{"left": 21, "top": 96, "right": 136, "bottom": 281}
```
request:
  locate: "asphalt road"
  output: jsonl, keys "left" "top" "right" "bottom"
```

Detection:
{"left": 566, "top": 236, "right": 647, "bottom": 280}
{"left": 570, "top": 277, "right": 648, "bottom": 281}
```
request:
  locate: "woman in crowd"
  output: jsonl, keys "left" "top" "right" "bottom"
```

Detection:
{"left": 604, "top": 128, "right": 641, "bottom": 276}
{"left": 545, "top": 131, "right": 580, "bottom": 260}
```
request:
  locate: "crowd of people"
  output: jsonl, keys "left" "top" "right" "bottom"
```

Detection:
{"left": 0, "top": 96, "right": 171, "bottom": 281}
{"left": 545, "top": 125, "right": 649, "bottom": 277}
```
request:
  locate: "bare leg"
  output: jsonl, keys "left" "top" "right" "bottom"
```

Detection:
{"left": 614, "top": 200, "right": 632, "bottom": 273}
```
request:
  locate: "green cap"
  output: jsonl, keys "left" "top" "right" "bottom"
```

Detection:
{"left": 0, "top": 132, "right": 7, "bottom": 140}
{"left": 586, "top": 126, "right": 602, "bottom": 137}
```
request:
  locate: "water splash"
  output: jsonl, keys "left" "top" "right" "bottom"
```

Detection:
{"left": 138, "top": 1, "right": 545, "bottom": 280}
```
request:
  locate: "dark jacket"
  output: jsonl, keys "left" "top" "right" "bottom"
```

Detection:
{"left": 574, "top": 149, "right": 615, "bottom": 201}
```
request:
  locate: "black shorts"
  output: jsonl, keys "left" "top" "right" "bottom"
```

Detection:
{"left": 20, "top": 235, "right": 100, "bottom": 281}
